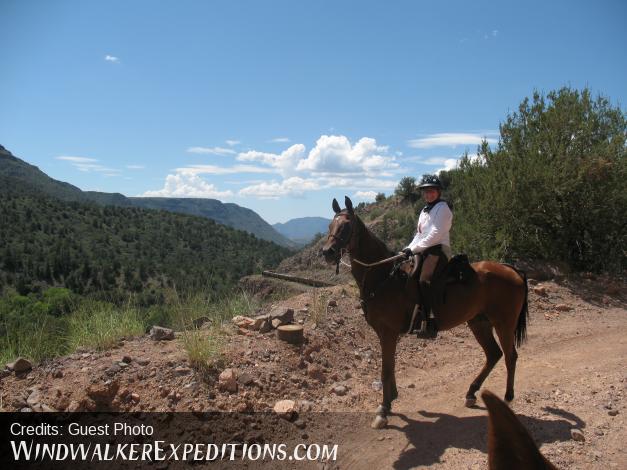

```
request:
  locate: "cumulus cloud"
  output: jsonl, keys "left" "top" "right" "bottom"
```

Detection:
{"left": 187, "top": 146, "right": 236, "bottom": 155}
{"left": 141, "top": 173, "right": 233, "bottom": 198}
{"left": 295, "top": 135, "right": 398, "bottom": 175}
{"left": 237, "top": 144, "right": 306, "bottom": 176}
{"left": 174, "top": 164, "right": 275, "bottom": 175}
{"left": 353, "top": 191, "right": 378, "bottom": 201}
{"left": 238, "top": 177, "right": 320, "bottom": 199}
{"left": 104, "top": 55, "right": 119, "bottom": 63}
{"left": 408, "top": 133, "right": 497, "bottom": 149}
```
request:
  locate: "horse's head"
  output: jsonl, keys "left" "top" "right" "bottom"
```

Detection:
{"left": 321, "top": 196, "right": 356, "bottom": 264}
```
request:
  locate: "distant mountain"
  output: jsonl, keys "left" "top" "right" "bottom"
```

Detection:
{"left": 0, "top": 145, "right": 294, "bottom": 247}
{"left": 273, "top": 217, "right": 331, "bottom": 245}
{"left": 130, "top": 198, "right": 296, "bottom": 248}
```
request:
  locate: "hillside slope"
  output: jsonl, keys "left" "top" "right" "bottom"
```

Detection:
{"left": 273, "top": 217, "right": 331, "bottom": 245}
{"left": 0, "top": 145, "right": 293, "bottom": 247}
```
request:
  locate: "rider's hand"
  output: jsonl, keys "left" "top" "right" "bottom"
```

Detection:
{"left": 401, "top": 248, "right": 413, "bottom": 259}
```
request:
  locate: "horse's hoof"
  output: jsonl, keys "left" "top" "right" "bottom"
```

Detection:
{"left": 464, "top": 397, "right": 477, "bottom": 408}
{"left": 375, "top": 405, "right": 388, "bottom": 416}
{"left": 371, "top": 415, "right": 388, "bottom": 429}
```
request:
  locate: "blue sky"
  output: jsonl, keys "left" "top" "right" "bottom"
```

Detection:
{"left": 1, "top": 0, "right": 626, "bottom": 223}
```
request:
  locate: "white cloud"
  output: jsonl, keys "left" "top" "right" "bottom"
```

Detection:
{"left": 239, "top": 177, "right": 320, "bottom": 199}
{"left": 56, "top": 156, "right": 98, "bottom": 163}
{"left": 126, "top": 164, "right": 145, "bottom": 170}
{"left": 141, "top": 173, "right": 233, "bottom": 199}
{"left": 353, "top": 191, "right": 378, "bottom": 201}
{"left": 104, "top": 55, "right": 119, "bottom": 63}
{"left": 296, "top": 135, "right": 398, "bottom": 175}
{"left": 187, "top": 146, "right": 236, "bottom": 155}
{"left": 174, "top": 164, "right": 275, "bottom": 175}
{"left": 56, "top": 155, "right": 121, "bottom": 174}
{"left": 269, "top": 137, "right": 290, "bottom": 143}
{"left": 237, "top": 144, "right": 306, "bottom": 176}
{"left": 408, "top": 133, "right": 497, "bottom": 149}
{"left": 492, "top": 30, "right": 499, "bottom": 37}
{"left": 225, "top": 140, "right": 240, "bottom": 146}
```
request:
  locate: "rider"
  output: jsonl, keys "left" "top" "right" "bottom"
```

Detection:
{"left": 399, "top": 174, "right": 453, "bottom": 338}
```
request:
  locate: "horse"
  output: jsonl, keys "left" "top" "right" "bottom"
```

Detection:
{"left": 321, "top": 196, "right": 529, "bottom": 429}
{"left": 482, "top": 390, "right": 557, "bottom": 469}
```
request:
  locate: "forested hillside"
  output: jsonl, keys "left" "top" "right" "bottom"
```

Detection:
{"left": 0, "top": 145, "right": 293, "bottom": 247}
{"left": 0, "top": 191, "right": 291, "bottom": 303}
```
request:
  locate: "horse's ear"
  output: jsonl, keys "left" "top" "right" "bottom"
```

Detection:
{"left": 332, "top": 198, "right": 341, "bottom": 214}
{"left": 345, "top": 196, "right": 354, "bottom": 214}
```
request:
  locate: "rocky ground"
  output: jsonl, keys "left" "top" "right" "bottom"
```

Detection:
{"left": 1, "top": 272, "right": 626, "bottom": 469}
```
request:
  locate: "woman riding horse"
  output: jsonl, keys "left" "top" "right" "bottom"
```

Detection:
{"left": 322, "top": 196, "right": 528, "bottom": 429}
{"left": 400, "top": 174, "right": 453, "bottom": 338}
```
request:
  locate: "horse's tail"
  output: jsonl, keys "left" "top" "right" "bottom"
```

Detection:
{"left": 502, "top": 263, "right": 529, "bottom": 348}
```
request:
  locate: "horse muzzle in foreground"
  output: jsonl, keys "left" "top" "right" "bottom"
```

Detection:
{"left": 324, "top": 197, "right": 529, "bottom": 430}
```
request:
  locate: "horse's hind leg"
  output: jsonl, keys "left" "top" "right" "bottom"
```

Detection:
{"left": 494, "top": 325, "right": 518, "bottom": 403}
{"left": 465, "top": 316, "right": 503, "bottom": 407}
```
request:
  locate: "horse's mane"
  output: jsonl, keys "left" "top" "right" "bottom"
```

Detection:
{"left": 352, "top": 212, "right": 395, "bottom": 259}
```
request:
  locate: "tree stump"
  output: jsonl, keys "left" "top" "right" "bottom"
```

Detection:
{"left": 276, "top": 325, "right": 304, "bottom": 344}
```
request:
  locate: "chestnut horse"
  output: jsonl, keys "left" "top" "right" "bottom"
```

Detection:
{"left": 322, "top": 197, "right": 529, "bottom": 429}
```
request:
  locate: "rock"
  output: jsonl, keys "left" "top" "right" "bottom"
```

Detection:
{"left": 273, "top": 400, "right": 296, "bottom": 420}
{"left": 307, "top": 364, "right": 326, "bottom": 383}
{"left": 219, "top": 369, "right": 238, "bottom": 393}
{"left": 131, "top": 393, "right": 140, "bottom": 402}
{"left": 7, "top": 357, "right": 32, "bottom": 374}
{"left": 192, "top": 316, "right": 211, "bottom": 328}
{"left": 136, "top": 358, "right": 150, "bottom": 366}
{"left": 330, "top": 384, "right": 348, "bottom": 396}
{"left": 174, "top": 366, "right": 192, "bottom": 376}
{"left": 87, "top": 380, "right": 119, "bottom": 407}
{"left": 149, "top": 326, "right": 175, "bottom": 341}
{"left": 277, "top": 325, "right": 304, "bottom": 344}
{"left": 327, "top": 299, "right": 338, "bottom": 308}
{"left": 26, "top": 389, "right": 43, "bottom": 409}
{"left": 372, "top": 381, "right": 383, "bottom": 391}
{"left": 555, "top": 304, "right": 572, "bottom": 312}
{"left": 232, "top": 316, "right": 255, "bottom": 329}
{"left": 259, "top": 319, "right": 272, "bottom": 334}
{"left": 105, "top": 364, "right": 122, "bottom": 376}
{"left": 51, "top": 369, "right": 63, "bottom": 379}
{"left": 269, "top": 307, "right": 294, "bottom": 325}
{"left": 238, "top": 372, "right": 254, "bottom": 386}
{"left": 252, "top": 314, "right": 271, "bottom": 330}
{"left": 293, "top": 419, "right": 306, "bottom": 429}
{"left": 271, "top": 318, "right": 282, "bottom": 329}
{"left": 407, "top": 383, "right": 416, "bottom": 389}
{"left": 533, "top": 286, "right": 548, "bottom": 297}
{"left": 298, "top": 400, "right": 314, "bottom": 412}
{"left": 570, "top": 429, "right": 585, "bottom": 442}
{"left": 608, "top": 409, "right": 619, "bottom": 416}
{"left": 121, "top": 355, "right": 132, "bottom": 364}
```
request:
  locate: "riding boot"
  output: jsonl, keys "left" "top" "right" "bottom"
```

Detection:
{"left": 416, "top": 285, "right": 438, "bottom": 339}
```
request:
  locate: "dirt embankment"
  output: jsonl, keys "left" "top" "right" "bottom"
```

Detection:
{"left": 1, "top": 273, "right": 626, "bottom": 469}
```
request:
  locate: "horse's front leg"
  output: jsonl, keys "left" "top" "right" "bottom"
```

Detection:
{"left": 372, "top": 328, "right": 399, "bottom": 429}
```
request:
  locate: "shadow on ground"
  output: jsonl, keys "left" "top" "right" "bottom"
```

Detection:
{"left": 387, "top": 407, "right": 583, "bottom": 469}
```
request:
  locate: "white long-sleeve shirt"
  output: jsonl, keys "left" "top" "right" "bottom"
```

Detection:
{"left": 405, "top": 201, "right": 453, "bottom": 254}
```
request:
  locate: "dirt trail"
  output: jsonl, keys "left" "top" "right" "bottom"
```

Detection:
{"left": 1, "top": 275, "right": 625, "bottom": 469}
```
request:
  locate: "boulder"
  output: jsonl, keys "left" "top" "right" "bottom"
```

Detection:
{"left": 252, "top": 314, "right": 271, "bottom": 331}
{"left": 273, "top": 400, "right": 296, "bottom": 420}
{"left": 87, "top": 380, "right": 119, "bottom": 407}
{"left": 219, "top": 368, "right": 238, "bottom": 393}
{"left": 269, "top": 307, "right": 294, "bottom": 325}
{"left": 149, "top": 326, "right": 175, "bottom": 341}
{"left": 232, "top": 316, "right": 254, "bottom": 329}
{"left": 7, "top": 357, "right": 32, "bottom": 374}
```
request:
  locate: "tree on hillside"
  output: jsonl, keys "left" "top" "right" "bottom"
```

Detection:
{"left": 448, "top": 87, "right": 626, "bottom": 272}
{"left": 395, "top": 176, "right": 419, "bottom": 202}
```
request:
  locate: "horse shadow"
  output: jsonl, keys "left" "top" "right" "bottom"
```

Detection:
{"left": 387, "top": 406, "right": 584, "bottom": 469}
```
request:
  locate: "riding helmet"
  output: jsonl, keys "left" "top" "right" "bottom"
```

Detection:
{"left": 418, "top": 174, "right": 442, "bottom": 190}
